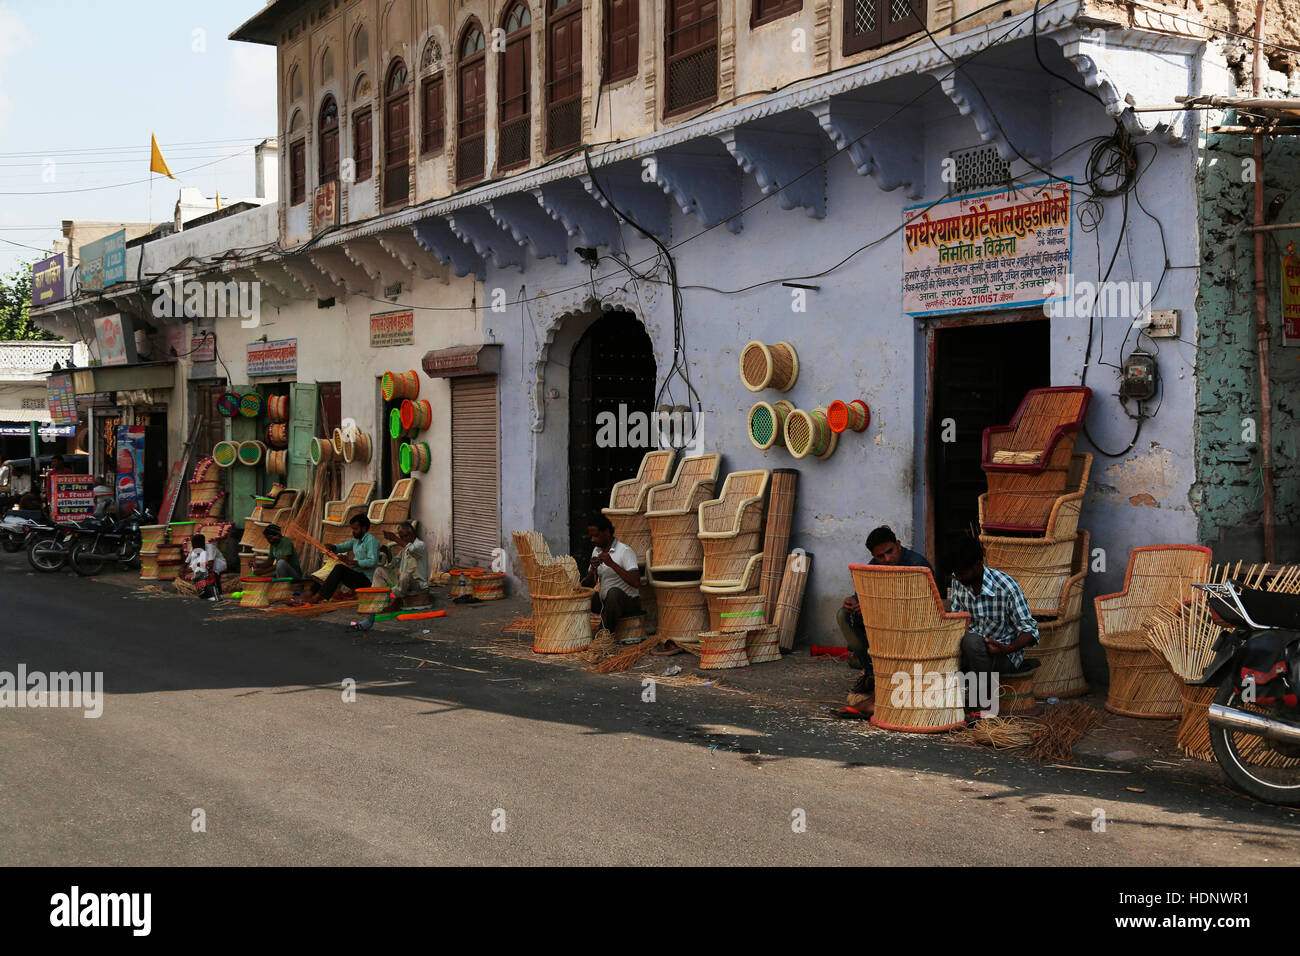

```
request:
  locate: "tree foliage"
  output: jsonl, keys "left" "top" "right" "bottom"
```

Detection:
{"left": 0, "top": 265, "right": 56, "bottom": 341}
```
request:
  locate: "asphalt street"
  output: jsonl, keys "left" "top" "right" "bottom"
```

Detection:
{"left": 2, "top": 552, "right": 1298, "bottom": 866}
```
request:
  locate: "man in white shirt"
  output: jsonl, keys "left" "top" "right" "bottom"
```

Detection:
{"left": 582, "top": 513, "right": 643, "bottom": 641}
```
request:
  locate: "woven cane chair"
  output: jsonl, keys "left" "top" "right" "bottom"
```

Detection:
{"left": 1095, "top": 544, "right": 1212, "bottom": 718}
{"left": 601, "top": 449, "right": 676, "bottom": 562}
{"left": 698, "top": 469, "right": 770, "bottom": 586}
{"left": 512, "top": 530, "right": 554, "bottom": 596}
{"left": 368, "top": 478, "right": 416, "bottom": 538}
{"left": 982, "top": 387, "right": 1091, "bottom": 471}
{"left": 1032, "top": 532, "right": 1090, "bottom": 699}
{"left": 322, "top": 481, "right": 375, "bottom": 546}
{"left": 646, "top": 454, "right": 722, "bottom": 575}
{"left": 240, "top": 488, "right": 303, "bottom": 551}
{"left": 979, "top": 453, "right": 1092, "bottom": 537}
{"left": 850, "top": 564, "right": 970, "bottom": 733}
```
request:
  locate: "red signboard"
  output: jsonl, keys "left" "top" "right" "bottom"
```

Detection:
{"left": 48, "top": 475, "right": 97, "bottom": 522}
{"left": 1283, "top": 250, "right": 1300, "bottom": 346}
{"left": 313, "top": 182, "right": 338, "bottom": 234}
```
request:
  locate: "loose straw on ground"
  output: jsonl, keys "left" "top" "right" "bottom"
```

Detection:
{"left": 1026, "top": 702, "right": 1101, "bottom": 762}
{"left": 589, "top": 635, "right": 664, "bottom": 674}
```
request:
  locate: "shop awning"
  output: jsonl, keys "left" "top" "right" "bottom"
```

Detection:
{"left": 422, "top": 344, "right": 502, "bottom": 379}
{"left": 0, "top": 408, "right": 52, "bottom": 424}
{"left": 70, "top": 363, "right": 175, "bottom": 395}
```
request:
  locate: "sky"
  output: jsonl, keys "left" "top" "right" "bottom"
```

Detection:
{"left": 0, "top": 1, "right": 277, "bottom": 276}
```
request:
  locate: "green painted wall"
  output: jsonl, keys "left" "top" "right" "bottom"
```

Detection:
{"left": 1195, "top": 111, "right": 1300, "bottom": 561}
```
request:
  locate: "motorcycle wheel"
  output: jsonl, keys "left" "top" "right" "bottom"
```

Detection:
{"left": 118, "top": 535, "right": 141, "bottom": 569}
{"left": 1208, "top": 679, "right": 1300, "bottom": 806}
{"left": 1, "top": 534, "right": 22, "bottom": 553}
{"left": 71, "top": 541, "right": 108, "bottom": 577}
{"left": 27, "top": 534, "right": 66, "bottom": 572}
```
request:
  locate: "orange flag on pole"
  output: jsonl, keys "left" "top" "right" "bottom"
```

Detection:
{"left": 149, "top": 134, "right": 175, "bottom": 179}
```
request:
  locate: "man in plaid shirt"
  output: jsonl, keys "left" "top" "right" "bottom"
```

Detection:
{"left": 947, "top": 537, "right": 1039, "bottom": 705}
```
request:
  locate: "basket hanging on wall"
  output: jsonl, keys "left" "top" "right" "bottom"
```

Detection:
{"left": 266, "top": 394, "right": 290, "bottom": 422}
{"left": 783, "top": 409, "right": 832, "bottom": 460}
{"left": 237, "top": 440, "right": 266, "bottom": 466}
{"left": 216, "top": 392, "right": 242, "bottom": 417}
{"left": 810, "top": 408, "right": 838, "bottom": 460}
{"left": 238, "top": 392, "right": 264, "bottom": 418}
{"left": 331, "top": 428, "right": 345, "bottom": 457}
{"left": 213, "top": 440, "right": 240, "bottom": 468}
{"left": 826, "top": 399, "right": 870, "bottom": 434}
{"left": 400, "top": 441, "right": 432, "bottom": 475}
{"left": 266, "top": 449, "right": 288, "bottom": 476}
{"left": 266, "top": 423, "right": 289, "bottom": 449}
{"left": 401, "top": 398, "right": 433, "bottom": 432}
{"left": 309, "top": 436, "right": 334, "bottom": 465}
{"left": 739, "top": 341, "right": 798, "bottom": 393}
{"left": 748, "top": 400, "right": 794, "bottom": 451}
{"left": 342, "top": 431, "right": 372, "bottom": 465}
{"left": 389, "top": 407, "right": 415, "bottom": 440}
{"left": 381, "top": 369, "right": 420, "bottom": 402}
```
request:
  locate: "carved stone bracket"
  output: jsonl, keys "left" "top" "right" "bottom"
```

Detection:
{"left": 411, "top": 217, "right": 486, "bottom": 281}
{"left": 377, "top": 230, "right": 449, "bottom": 282}
{"left": 642, "top": 146, "right": 744, "bottom": 234}
{"left": 532, "top": 179, "right": 624, "bottom": 252}
{"left": 717, "top": 120, "right": 827, "bottom": 219}
{"left": 806, "top": 96, "right": 925, "bottom": 199}
{"left": 445, "top": 206, "right": 526, "bottom": 272}
{"left": 343, "top": 238, "right": 410, "bottom": 287}
{"left": 928, "top": 63, "right": 1051, "bottom": 165}
{"left": 308, "top": 248, "right": 374, "bottom": 294}
{"left": 580, "top": 164, "right": 671, "bottom": 238}
{"left": 486, "top": 193, "right": 571, "bottom": 264}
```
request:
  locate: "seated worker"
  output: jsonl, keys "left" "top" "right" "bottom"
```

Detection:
{"left": 582, "top": 512, "right": 643, "bottom": 641}
{"left": 184, "top": 533, "right": 222, "bottom": 601}
{"left": 300, "top": 514, "right": 379, "bottom": 604}
{"left": 840, "top": 526, "right": 933, "bottom": 695}
{"left": 374, "top": 522, "right": 429, "bottom": 614}
{"left": 254, "top": 524, "right": 302, "bottom": 580}
{"left": 946, "top": 535, "right": 1039, "bottom": 711}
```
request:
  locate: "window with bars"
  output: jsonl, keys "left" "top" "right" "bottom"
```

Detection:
{"left": 354, "top": 108, "right": 373, "bottom": 182}
{"left": 843, "top": 0, "right": 925, "bottom": 54}
{"left": 498, "top": 3, "right": 532, "bottom": 170}
{"left": 665, "top": 0, "right": 718, "bottom": 116}
{"left": 457, "top": 21, "right": 487, "bottom": 183}
{"left": 604, "top": 0, "right": 639, "bottom": 82}
{"left": 421, "top": 74, "right": 445, "bottom": 154}
{"left": 319, "top": 96, "right": 339, "bottom": 184}
{"left": 546, "top": 0, "right": 583, "bottom": 152}
{"left": 751, "top": 0, "right": 801, "bottom": 27}
{"left": 290, "top": 139, "right": 306, "bottom": 205}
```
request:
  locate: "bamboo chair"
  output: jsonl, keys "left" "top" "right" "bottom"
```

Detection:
{"left": 322, "top": 481, "right": 375, "bottom": 546}
{"left": 511, "top": 530, "right": 553, "bottom": 596}
{"left": 698, "top": 469, "right": 770, "bottom": 586}
{"left": 979, "top": 453, "right": 1092, "bottom": 537}
{"left": 701, "top": 552, "right": 764, "bottom": 631}
{"left": 1031, "top": 533, "right": 1090, "bottom": 699}
{"left": 1095, "top": 544, "right": 1212, "bottom": 719}
{"left": 983, "top": 387, "right": 1091, "bottom": 500}
{"left": 980, "top": 529, "right": 1088, "bottom": 617}
{"left": 368, "top": 478, "right": 416, "bottom": 538}
{"left": 850, "top": 564, "right": 970, "bottom": 733}
{"left": 646, "top": 454, "right": 722, "bottom": 575}
{"left": 601, "top": 449, "right": 676, "bottom": 562}
{"left": 240, "top": 488, "right": 302, "bottom": 551}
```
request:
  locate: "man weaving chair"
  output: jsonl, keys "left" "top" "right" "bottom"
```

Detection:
{"left": 374, "top": 522, "right": 429, "bottom": 614}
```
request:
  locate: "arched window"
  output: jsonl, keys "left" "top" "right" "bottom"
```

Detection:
{"left": 498, "top": 3, "right": 532, "bottom": 170}
{"left": 289, "top": 110, "right": 305, "bottom": 206}
{"left": 604, "top": 0, "right": 639, "bottom": 82}
{"left": 546, "top": 0, "right": 582, "bottom": 152}
{"left": 319, "top": 96, "right": 339, "bottom": 185}
{"left": 383, "top": 59, "right": 410, "bottom": 206}
{"left": 665, "top": 0, "right": 718, "bottom": 115}
{"left": 354, "top": 24, "right": 370, "bottom": 65}
{"left": 456, "top": 20, "right": 487, "bottom": 184}
{"left": 288, "top": 65, "right": 303, "bottom": 102}
{"left": 321, "top": 47, "right": 335, "bottom": 84}
{"left": 354, "top": 72, "right": 371, "bottom": 100}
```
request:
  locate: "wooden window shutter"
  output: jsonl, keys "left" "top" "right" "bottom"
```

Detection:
{"left": 422, "top": 74, "right": 445, "bottom": 154}
{"left": 451, "top": 375, "right": 500, "bottom": 566}
{"left": 290, "top": 140, "right": 306, "bottom": 205}
{"left": 287, "top": 383, "right": 319, "bottom": 491}
{"left": 604, "top": 0, "right": 639, "bottom": 82}
{"left": 354, "top": 109, "right": 373, "bottom": 182}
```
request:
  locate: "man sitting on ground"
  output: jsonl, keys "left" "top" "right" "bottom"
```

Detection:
{"left": 840, "top": 526, "right": 932, "bottom": 695}
{"left": 301, "top": 514, "right": 379, "bottom": 604}
{"left": 255, "top": 524, "right": 302, "bottom": 580}
{"left": 375, "top": 522, "right": 429, "bottom": 614}
{"left": 946, "top": 536, "right": 1039, "bottom": 714}
{"left": 582, "top": 513, "right": 643, "bottom": 642}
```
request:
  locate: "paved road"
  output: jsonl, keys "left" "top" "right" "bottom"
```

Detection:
{"left": 2, "top": 554, "right": 1298, "bottom": 866}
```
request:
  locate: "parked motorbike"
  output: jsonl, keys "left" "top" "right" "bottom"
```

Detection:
{"left": 1194, "top": 580, "right": 1300, "bottom": 806}
{"left": 68, "top": 508, "right": 148, "bottom": 576}
{"left": 0, "top": 509, "right": 49, "bottom": 553}
{"left": 25, "top": 519, "right": 79, "bottom": 573}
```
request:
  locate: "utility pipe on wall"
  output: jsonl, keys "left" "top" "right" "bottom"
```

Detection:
{"left": 1253, "top": 0, "right": 1277, "bottom": 562}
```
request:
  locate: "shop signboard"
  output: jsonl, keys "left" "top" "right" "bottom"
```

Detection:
{"left": 94, "top": 314, "right": 130, "bottom": 366}
{"left": 190, "top": 331, "right": 216, "bottom": 363}
{"left": 247, "top": 338, "right": 297, "bottom": 376}
{"left": 1283, "top": 247, "right": 1300, "bottom": 346}
{"left": 902, "top": 181, "right": 1073, "bottom": 316}
{"left": 370, "top": 309, "right": 414, "bottom": 348}
{"left": 115, "top": 425, "right": 146, "bottom": 517}
{"left": 0, "top": 424, "right": 74, "bottom": 438}
{"left": 31, "top": 253, "right": 66, "bottom": 306}
{"left": 313, "top": 182, "right": 338, "bottom": 234}
{"left": 102, "top": 229, "right": 126, "bottom": 287}
{"left": 48, "top": 474, "right": 97, "bottom": 522}
{"left": 46, "top": 372, "right": 79, "bottom": 425}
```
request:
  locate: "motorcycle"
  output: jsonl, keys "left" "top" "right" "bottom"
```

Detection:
{"left": 68, "top": 509, "right": 148, "bottom": 576}
{"left": 1195, "top": 580, "right": 1300, "bottom": 806}
{"left": 26, "top": 519, "right": 79, "bottom": 572}
{"left": 0, "top": 509, "right": 49, "bottom": 553}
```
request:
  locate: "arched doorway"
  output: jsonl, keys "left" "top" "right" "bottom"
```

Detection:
{"left": 567, "top": 310, "right": 656, "bottom": 558}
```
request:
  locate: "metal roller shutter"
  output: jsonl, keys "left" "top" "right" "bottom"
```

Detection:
{"left": 451, "top": 375, "right": 500, "bottom": 566}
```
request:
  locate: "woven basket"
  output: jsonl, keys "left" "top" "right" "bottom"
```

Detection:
{"left": 239, "top": 392, "right": 264, "bottom": 418}
{"left": 448, "top": 569, "right": 482, "bottom": 598}
{"left": 702, "top": 553, "right": 764, "bottom": 630}
{"left": 748, "top": 400, "right": 793, "bottom": 450}
{"left": 343, "top": 432, "right": 372, "bottom": 465}
{"left": 718, "top": 593, "right": 766, "bottom": 632}
{"left": 356, "top": 587, "right": 391, "bottom": 614}
{"left": 196, "top": 520, "right": 233, "bottom": 545}
{"left": 739, "top": 340, "right": 799, "bottom": 392}
{"left": 239, "top": 576, "right": 273, "bottom": 608}
{"left": 1178, "top": 683, "right": 1215, "bottom": 761}
{"left": 310, "top": 436, "right": 334, "bottom": 465}
{"left": 400, "top": 441, "right": 432, "bottom": 475}
{"left": 192, "top": 456, "right": 218, "bottom": 483}
{"left": 389, "top": 407, "right": 414, "bottom": 440}
{"left": 700, "top": 630, "right": 750, "bottom": 669}
{"left": 139, "top": 550, "right": 159, "bottom": 579}
{"left": 266, "top": 423, "right": 289, "bottom": 449}
{"left": 216, "top": 392, "right": 241, "bottom": 418}
{"left": 156, "top": 543, "right": 185, "bottom": 563}
{"left": 472, "top": 572, "right": 506, "bottom": 601}
{"left": 266, "top": 394, "right": 290, "bottom": 422}
{"left": 331, "top": 428, "right": 345, "bottom": 457}
{"left": 647, "top": 569, "right": 708, "bottom": 645}
{"left": 810, "top": 408, "right": 838, "bottom": 459}
{"left": 613, "top": 614, "right": 647, "bottom": 644}
{"left": 139, "top": 525, "right": 168, "bottom": 550}
{"left": 213, "top": 441, "right": 239, "bottom": 468}
{"left": 532, "top": 587, "right": 595, "bottom": 653}
{"left": 266, "top": 450, "right": 288, "bottom": 476}
{"left": 267, "top": 578, "right": 295, "bottom": 602}
{"left": 156, "top": 559, "right": 183, "bottom": 582}
{"left": 999, "top": 670, "right": 1042, "bottom": 717}
{"left": 189, "top": 479, "right": 223, "bottom": 508}
{"left": 382, "top": 369, "right": 420, "bottom": 402}
{"left": 1099, "top": 630, "right": 1182, "bottom": 718}
{"left": 783, "top": 409, "right": 817, "bottom": 460}
{"left": 745, "top": 624, "right": 782, "bottom": 664}
{"left": 827, "top": 399, "right": 870, "bottom": 434}
{"left": 980, "top": 453, "right": 1092, "bottom": 536}
{"left": 980, "top": 530, "right": 1081, "bottom": 616}
{"left": 401, "top": 398, "right": 432, "bottom": 432}
{"left": 238, "top": 440, "right": 266, "bottom": 467}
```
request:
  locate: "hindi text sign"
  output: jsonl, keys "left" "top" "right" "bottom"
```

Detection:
{"left": 247, "top": 338, "right": 298, "bottom": 376}
{"left": 370, "top": 310, "right": 414, "bottom": 348}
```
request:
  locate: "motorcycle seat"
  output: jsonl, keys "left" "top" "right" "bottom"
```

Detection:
{"left": 1238, "top": 587, "right": 1300, "bottom": 629}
